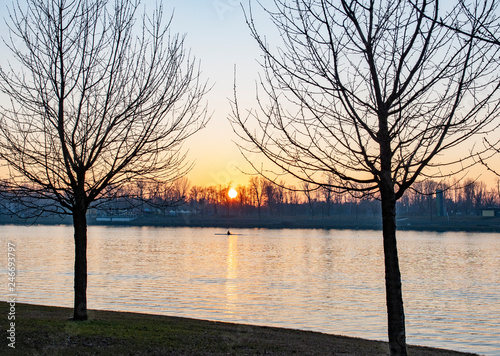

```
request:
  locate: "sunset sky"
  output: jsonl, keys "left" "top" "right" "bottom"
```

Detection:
{"left": 157, "top": 0, "right": 266, "bottom": 188}
{"left": 0, "top": 0, "right": 499, "bottom": 189}
{"left": 154, "top": 0, "right": 500, "bottom": 189}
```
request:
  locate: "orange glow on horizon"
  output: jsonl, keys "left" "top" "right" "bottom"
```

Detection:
{"left": 228, "top": 188, "right": 238, "bottom": 199}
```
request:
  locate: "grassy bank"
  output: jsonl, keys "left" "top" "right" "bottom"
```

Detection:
{"left": 0, "top": 302, "right": 477, "bottom": 355}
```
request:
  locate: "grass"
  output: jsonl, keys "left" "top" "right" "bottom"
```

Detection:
{"left": 0, "top": 302, "right": 478, "bottom": 355}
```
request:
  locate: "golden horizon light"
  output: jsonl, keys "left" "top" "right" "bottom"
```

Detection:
{"left": 228, "top": 188, "right": 238, "bottom": 199}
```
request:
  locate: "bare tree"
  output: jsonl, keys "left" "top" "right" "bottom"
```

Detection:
{"left": 236, "top": 183, "right": 249, "bottom": 214}
{"left": 231, "top": 0, "right": 500, "bottom": 354}
{"left": 169, "top": 177, "right": 192, "bottom": 205}
{"left": 248, "top": 176, "right": 266, "bottom": 217}
{"left": 320, "top": 175, "right": 335, "bottom": 217}
{"left": 145, "top": 177, "right": 192, "bottom": 211}
{"left": 285, "top": 185, "right": 301, "bottom": 215}
{"left": 301, "top": 182, "right": 317, "bottom": 217}
{"left": 0, "top": 0, "right": 208, "bottom": 320}
{"left": 425, "top": 0, "right": 500, "bottom": 175}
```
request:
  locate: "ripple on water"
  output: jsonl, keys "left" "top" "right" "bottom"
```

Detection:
{"left": 1, "top": 226, "right": 498, "bottom": 355}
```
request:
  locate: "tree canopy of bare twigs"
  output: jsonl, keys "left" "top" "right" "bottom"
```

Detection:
{"left": 460, "top": 0, "right": 500, "bottom": 177}
{"left": 234, "top": 0, "right": 500, "bottom": 197}
{"left": 0, "top": 0, "right": 209, "bottom": 320}
{"left": 231, "top": 0, "right": 500, "bottom": 354}
{"left": 408, "top": 0, "right": 500, "bottom": 176}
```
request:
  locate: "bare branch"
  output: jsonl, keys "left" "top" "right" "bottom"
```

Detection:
{"left": 0, "top": 0, "right": 209, "bottom": 214}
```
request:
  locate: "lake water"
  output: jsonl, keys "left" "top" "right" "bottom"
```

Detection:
{"left": 1, "top": 225, "right": 499, "bottom": 355}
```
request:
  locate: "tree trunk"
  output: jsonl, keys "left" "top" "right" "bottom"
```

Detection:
{"left": 73, "top": 208, "right": 88, "bottom": 321}
{"left": 380, "top": 179, "right": 407, "bottom": 355}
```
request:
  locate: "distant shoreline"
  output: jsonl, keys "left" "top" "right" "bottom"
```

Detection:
{"left": 1, "top": 214, "right": 499, "bottom": 233}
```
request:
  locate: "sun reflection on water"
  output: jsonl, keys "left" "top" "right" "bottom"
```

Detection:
{"left": 225, "top": 235, "right": 239, "bottom": 310}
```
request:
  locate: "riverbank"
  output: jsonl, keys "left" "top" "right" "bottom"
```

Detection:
{"left": 0, "top": 302, "right": 477, "bottom": 355}
{"left": 1, "top": 213, "right": 499, "bottom": 232}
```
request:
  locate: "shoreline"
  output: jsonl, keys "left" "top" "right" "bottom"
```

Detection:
{"left": 1, "top": 214, "right": 499, "bottom": 233}
{"left": 0, "top": 302, "right": 478, "bottom": 355}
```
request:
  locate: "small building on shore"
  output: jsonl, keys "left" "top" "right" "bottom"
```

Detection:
{"left": 481, "top": 208, "right": 500, "bottom": 217}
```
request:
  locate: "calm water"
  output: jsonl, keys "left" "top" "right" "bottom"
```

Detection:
{"left": 1, "top": 225, "right": 499, "bottom": 355}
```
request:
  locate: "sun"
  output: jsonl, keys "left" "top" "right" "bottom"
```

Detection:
{"left": 228, "top": 188, "right": 238, "bottom": 199}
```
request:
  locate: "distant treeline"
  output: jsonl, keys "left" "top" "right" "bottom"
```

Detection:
{"left": 78, "top": 176, "right": 500, "bottom": 219}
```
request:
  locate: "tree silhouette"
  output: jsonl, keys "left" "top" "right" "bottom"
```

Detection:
{"left": 409, "top": 0, "right": 500, "bottom": 177}
{"left": 231, "top": 0, "right": 500, "bottom": 354}
{"left": 0, "top": 0, "right": 208, "bottom": 321}
{"left": 249, "top": 176, "right": 266, "bottom": 218}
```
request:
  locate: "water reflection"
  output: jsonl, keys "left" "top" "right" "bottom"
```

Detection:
{"left": 0, "top": 225, "right": 498, "bottom": 355}
{"left": 226, "top": 235, "right": 238, "bottom": 308}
